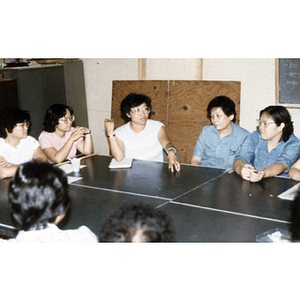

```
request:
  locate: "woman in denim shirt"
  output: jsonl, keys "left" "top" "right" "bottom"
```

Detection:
{"left": 233, "top": 105, "right": 300, "bottom": 182}
{"left": 191, "top": 96, "right": 249, "bottom": 169}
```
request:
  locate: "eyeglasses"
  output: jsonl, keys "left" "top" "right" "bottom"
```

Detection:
{"left": 59, "top": 115, "right": 75, "bottom": 123}
{"left": 256, "top": 119, "right": 276, "bottom": 128}
{"left": 130, "top": 107, "right": 151, "bottom": 115}
{"left": 16, "top": 121, "right": 30, "bottom": 128}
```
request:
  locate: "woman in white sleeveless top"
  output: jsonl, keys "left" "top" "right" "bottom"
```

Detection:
{"left": 104, "top": 93, "right": 180, "bottom": 172}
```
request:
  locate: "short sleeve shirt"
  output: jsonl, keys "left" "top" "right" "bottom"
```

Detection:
{"left": 192, "top": 123, "right": 250, "bottom": 169}
{"left": 38, "top": 127, "right": 82, "bottom": 160}
{"left": 7, "top": 223, "right": 98, "bottom": 243}
{"left": 0, "top": 136, "right": 40, "bottom": 164}
{"left": 235, "top": 130, "right": 300, "bottom": 176}
{"left": 114, "top": 119, "right": 164, "bottom": 162}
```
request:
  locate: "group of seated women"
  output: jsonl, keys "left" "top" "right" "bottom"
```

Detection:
{"left": 2, "top": 92, "right": 300, "bottom": 243}
{"left": 105, "top": 93, "right": 300, "bottom": 182}
{"left": 190, "top": 95, "right": 300, "bottom": 182}
{"left": 0, "top": 104, "right": 93, "bottom": 178}
{"left": 2, "top": 93, "right": 300, "bottom": 183}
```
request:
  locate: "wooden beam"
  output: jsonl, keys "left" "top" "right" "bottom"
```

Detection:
{"left": 195, "top": 58, "right": 203, "bottom": 80}
{"left": 138, "top": 58, "right": 147, "bottom": 80}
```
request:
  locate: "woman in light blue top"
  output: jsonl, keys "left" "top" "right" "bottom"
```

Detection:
{"left": 191, "top": 96, "right": 249, "bottom": 169}
{"left": 233, "top": 105, "right": 300, "bottom": 182}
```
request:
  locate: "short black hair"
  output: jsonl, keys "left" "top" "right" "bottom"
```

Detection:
{"left": 259, "top": 105, "right": 293, "bottom": 143}
{"left": 99, "top": 203, "right": 175, "bottom": 242}
{"left": 206, "top": 96, "right": 237, "bottom": 123}
{"left": 8, "top": 161, "right": 70, "bottom": 231}
{"left": 42, "top": 104, "right": 74, "bottom": 132}
{"left": 0, "top": 107, "right": 31, "bottom": 138}
{"left": 120, "top": 93, "right": 152, "bottom": 120}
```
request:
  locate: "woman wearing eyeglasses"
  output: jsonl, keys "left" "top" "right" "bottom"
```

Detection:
{"left": 38, "top": 104, "right": 93, "bottom": 164}
{"left": 104, "top": 93, "right": 180, "bottom": 172}
{"left": 233, "top": 105, "right": 300, "bottom": 182}
{"left": 0, "top": 107, "right": 48, "bottom": 178}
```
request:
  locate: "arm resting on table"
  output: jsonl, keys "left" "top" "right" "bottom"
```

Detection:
{"left": 191, "top": 156, "right": 202, "bottom": 165}
{"left": 288, "top": 159, "right": 300, "bottom": 181}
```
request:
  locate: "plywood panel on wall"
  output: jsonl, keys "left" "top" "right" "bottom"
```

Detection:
{"left": 168, "top": 81, "right": 241, "bottom": 163}
{"left": 111, "top": 80, "right": 241, "bottom": 164}
{"left": 112, "top": 80, "right": 168, "bottom": 129}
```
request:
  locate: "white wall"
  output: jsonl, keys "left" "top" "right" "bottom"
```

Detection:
{"left": 82, "top": 58, "right": 300, "bottom": 156}
{"left": 202, "top": 58, "right": 300, "bottom": 137}
{"left": 203, "top": 58, "right": 276, "bottom": 132}
{"left": 145, "top": 58, "right": 202, "bottom": 80}
{"left": 82, "top": 59, "right": 139, "bottom": 155}
{"left": 82, "top": 58, "right": 203, "bottom": 155}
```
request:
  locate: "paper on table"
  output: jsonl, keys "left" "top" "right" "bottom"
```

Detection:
{"left": 67, "top": 176, "right": 83, "bottom": 184}
{"left": 58, "top": 164, "right": 86, "bottom": 174}
{"left": 278, "top": 182, "right": 300, "bottom": 200}
{"left": 109, "top": 157, "right": 133, "bottom": 169}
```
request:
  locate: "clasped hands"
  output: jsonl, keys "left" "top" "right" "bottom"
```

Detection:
{"left": 240, "top": 164, "right": 265, "bottom": 182}
{"left": 70, "top": 126, "right": 91, "bottom": 141}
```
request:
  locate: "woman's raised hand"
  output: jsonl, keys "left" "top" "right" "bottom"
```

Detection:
{"left": 104, "top": 119, "right": 115, "bottom": 135}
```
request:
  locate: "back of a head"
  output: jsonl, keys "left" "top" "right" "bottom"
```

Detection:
{"left": 8, "top": 161, "right": 70, "bottom": 231}
{"left": 99, "top": 203, "right": 175, "bottom": 242}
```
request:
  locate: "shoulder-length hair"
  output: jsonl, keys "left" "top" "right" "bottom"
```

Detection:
{"left": 260, "top": 105, "right": 293, "bottom": 142}
{"left": 0, "top": 107, "right": 31, "bottom": 138}
{"left": 42, "top": 104, "right": 73, "bottom": 132}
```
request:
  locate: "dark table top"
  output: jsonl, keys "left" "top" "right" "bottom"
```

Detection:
{"left": 72, "top": 155, "right": 226, "bottom": 199}
{"left": 172, "top": 170, "right": 296, "bottom": 222}
{"left": 0, "top": 155, "right": 298, "bottom": 242}
{"left": 158, "top": 202, "right": 291, "bottom": 242}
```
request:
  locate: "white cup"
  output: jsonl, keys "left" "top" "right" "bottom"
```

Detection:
{"left": 70, "top": 158, "right": 81, "bottom": 172}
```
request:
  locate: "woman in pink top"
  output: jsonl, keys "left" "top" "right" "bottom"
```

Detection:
{"left": 39, "top": 104, "right": 93, "bottom": 164}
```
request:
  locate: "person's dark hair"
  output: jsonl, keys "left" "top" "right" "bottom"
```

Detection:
{"left": 206, "top": 95, "right": 237, "bottom": 123}
{"left": 120, "top": 93, "right": 152, "bottom": 120}
{"left": 8, "top": 161, "right": 70, "bottom": 231}
{"left": 42, "top": 104, "right": 74, "bottom": 132}
{"left": 289, "top": 188, "right": 300, "bottom": 241}
{"left": 0, "top": 107, "right": 31, "bottom": 138}
{"left": 99, "top": 203, "right": 175, "bottom": 242}
{"left": 259, "top": 105, "right": 293, "bottom": 142}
